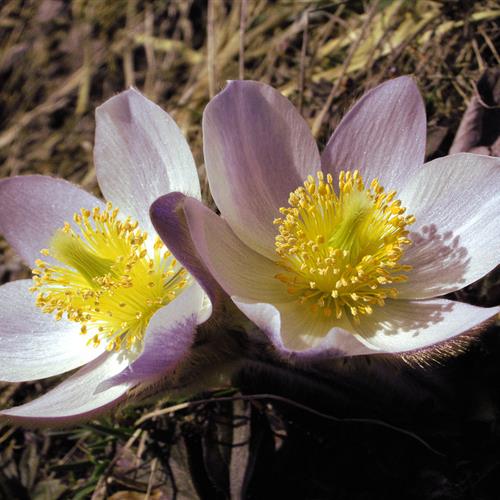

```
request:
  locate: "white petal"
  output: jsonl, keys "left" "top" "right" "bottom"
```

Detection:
{"left": 397, "top": 153, "right": 500, "bottom": 299}
{"left": 0, "top": 176, "right": 103, "bottom": 267}
{"left": 0, "top": 280, "right": 104, "bottom": 382}
{"left": 234, "top": 297, "right": 373, "bottom": 356}
{"left": 321, "top": 76, "right": 426, "bottom": 192}
{"left": 353, "top": 298, "right": 499, "bottom": 353}
{"left": 150, "top": 192, "right": 226, "bottom": 310}
{"left": 183, "top": 198, "right": 290, "bottom": 303}
{"left": 0, "top": 352, "right": 133, "bottom": 426}
{"left": 203, "top": 80, "right": 320, "bottom": 258}
{"left": 95, "top": 88, "right": 200, "bottom": 234}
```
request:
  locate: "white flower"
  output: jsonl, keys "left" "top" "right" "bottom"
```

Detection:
{"left": 0, "top": 89, "right": 212, "bottom": 425}
{"left": 150, "top": 78, "right": 500, "bottom": 358}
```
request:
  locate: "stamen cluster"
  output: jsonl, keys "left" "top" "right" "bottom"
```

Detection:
{"left": 274, "top": 170, "right": 415, "bottom": 322}
{"left": 31, "top": 203, "right": 187, "bottom": 351}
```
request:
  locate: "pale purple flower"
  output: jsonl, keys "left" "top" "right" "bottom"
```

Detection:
{"left": 151, "top": 77, "right": 500, "bottom": 358}
{"left": 0, "top": 89, "right": 214, "bottom": 425}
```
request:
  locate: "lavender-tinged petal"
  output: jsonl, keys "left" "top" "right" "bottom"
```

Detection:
{"left": 100, "top": 282, "right": 205, "bottom": 389}
{"left": 0, "top": 176, "right": 104, "bottom": 267}
{"left": 321, "top": 76, "right": 426, "bottom": 191}
{"left": 183, "top": 197, "right": 290, "bottom": 303}
{"left": 95, "top": 88, "right": 200, "bottom": 235}
{"left": 234, "top": 298, "right": 373, "bottom": 357}
{"left": 397, "top": 153, "right": 500, "bottom": 299}
{"left": 0, "top": 352, "right": 134, "bottom": 426}
{"left": 0, "top": 280, "right": 104, "bottom": 382}
{"left": 352, "top": 298, "right": 499, "bottom": 353}
{"left": 150, "top": 192, "right": 225, "bottom": 310}
{"left": 203, "top": 80, "right": 321, "bottom": 259}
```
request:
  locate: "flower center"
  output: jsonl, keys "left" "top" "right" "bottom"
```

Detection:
{"left": 274, "top": 170, "right": 415, "bottom": 322}
{"left": 31, "top": 203, "right": 188, "bottom": 352}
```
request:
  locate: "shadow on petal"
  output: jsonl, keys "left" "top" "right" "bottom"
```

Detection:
{"left": 398, "top": 223, "right": 471, "bottom": 299}
{"left": 353, "top": 298, "right": 498, "bottom": 354}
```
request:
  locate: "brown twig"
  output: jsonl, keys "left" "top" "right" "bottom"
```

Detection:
{"left": 298, "top": 9, "right": 310, "bottom": 114}
{"left": 207, "top": 0, "right": 216, "bottom": 97}
{"left": 123, "top": 0, "right": 137, "bottom": 88}
{"left": 239, "top": 0, "right": 248, "bottom": 79}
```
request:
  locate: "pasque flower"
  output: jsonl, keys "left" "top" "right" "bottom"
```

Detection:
{"left": 151, "top": 77, "right": 499, "bottom": 357}
{"left": 0, "top": 89, "right": 215, "bottom": 425}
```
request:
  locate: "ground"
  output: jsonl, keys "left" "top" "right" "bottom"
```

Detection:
{"left": 0, "top": 1, "right": 499, "bottom": 498}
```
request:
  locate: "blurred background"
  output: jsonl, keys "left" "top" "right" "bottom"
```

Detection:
{"left": 0, "top": 1, "right": 499, "bottom": 498}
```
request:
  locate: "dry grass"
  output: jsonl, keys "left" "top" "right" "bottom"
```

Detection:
{"left": 0, "top": 1, "right": 499, "bottom": 498}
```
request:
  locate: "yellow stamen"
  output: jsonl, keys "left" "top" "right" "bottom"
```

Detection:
{"left": 274, "top": 170, "right": 414, "bottom": 321}
{"left": 31, "top": 203, "right": 188, "bottom": 352}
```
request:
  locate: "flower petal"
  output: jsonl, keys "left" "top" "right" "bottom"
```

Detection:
{"left": 203, "top": 80, "right": 320, "bottom": 258}
{"left": 397, "top": 153, "right": 500, "bottom": 299}
{"left": 234, "top": 298, "right": 373, "bottom": 357}
{"left": 0, "top": 175, "right": 103, "bottom": 267}
{"left": 95, "top": 88, "right": 200, "bottom": 234}
{"left": 150, "top": 192, "right": 225, "bottom": 309}
{"left": 183, "top": 197, "right": 289, "bottom": 303}
{"left": 321, "top": 76, "right": 426, "bottom": 191}
{"left": 100, "top": 282, "right": 205, "bottom": 389}
{"left": 352, "top": 298, "right": 498, "bottom": 353}
{"left": 0, "top": 280, "right": 105, "bottom": 382}
{"left": 0, "top": 352, "right": 133, "bottom": 426}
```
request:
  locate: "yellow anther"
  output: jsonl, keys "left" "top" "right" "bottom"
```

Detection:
{"left": 274, "top": 170, "right": 414, "bottom": 322}
{"left": 31, "top": 203, "right": 189, "bottom": 353}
